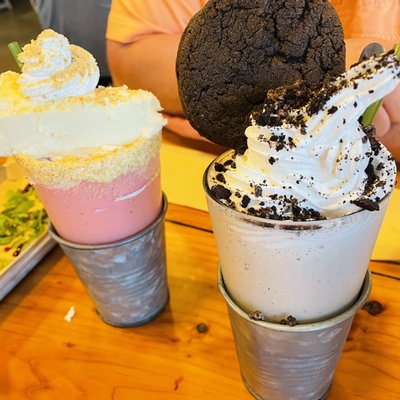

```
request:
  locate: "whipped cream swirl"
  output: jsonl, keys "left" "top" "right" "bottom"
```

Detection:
{"left": 18, "top": 29, "right": 99, "bottom": 101}
{"left": 209, "top": 52, "right": 399, "bottom": 220}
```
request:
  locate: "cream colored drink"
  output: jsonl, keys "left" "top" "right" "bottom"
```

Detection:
{"left": 206, "top": 51, "right": 399, "bottom": 322}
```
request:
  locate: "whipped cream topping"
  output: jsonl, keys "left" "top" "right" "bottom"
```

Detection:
{"left": 18, "top": 29, "right": 99, "bottom": 101}
{"left": 209, "top": 51, "right": 399, "bottom": 220}
{"left": 0, "top": 81, "right": 166, "bottom": 158}
{"left": 0, "top": 30, "right": 166, "bottom": 159}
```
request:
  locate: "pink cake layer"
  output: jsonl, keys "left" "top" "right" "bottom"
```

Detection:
{"left": 35, "top": 160, "right": 162, "bottom": 245}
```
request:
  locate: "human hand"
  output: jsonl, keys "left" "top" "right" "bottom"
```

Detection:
{"left": 163, "top": 114, "right": 210, "bottom": 143}
{"left": 373, "top": 83, "right": 400, "bottom": 162}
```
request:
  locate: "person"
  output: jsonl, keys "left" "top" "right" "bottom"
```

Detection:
{"left": 333, "top": 1, "right": 400, "bottom": 161}
{"left": 106, "top": 0, "right": 400, "bottom": 160}
{"left": 30, "top": 0, "right": 112, "bottom": 85}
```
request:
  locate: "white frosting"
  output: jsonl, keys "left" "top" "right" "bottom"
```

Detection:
{"left": 18, "top": 30, "right": 99, "bottom": 102}
{"left": 211, "top": 52, "right": 399, "bottom": 219}
{"left": 0, "top": 30, "right": 166, "bottom": 159}
{"left": 0, "top": 86, "right": 166, "bottom": 158}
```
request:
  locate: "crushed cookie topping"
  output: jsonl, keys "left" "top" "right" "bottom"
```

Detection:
{"left": 208, "top": 51, "right": 399, "bottom": 221}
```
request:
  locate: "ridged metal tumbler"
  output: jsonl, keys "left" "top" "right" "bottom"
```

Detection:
{"left": 49, "top": 194, "right": 169, "bottom": 327}
{"left": 218, "top": 266, "right": 371, "bottom": 400}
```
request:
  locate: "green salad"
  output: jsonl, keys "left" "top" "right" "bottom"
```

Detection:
{"left": 0, "top": 184, "right": 48, "bottom": 271}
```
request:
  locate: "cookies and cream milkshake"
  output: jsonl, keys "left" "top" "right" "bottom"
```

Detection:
{"left": 205, "top": 51, "right": 399, "bottom": 322}
{"left": 0, "top": 30, "right": 166, "bottom": 244}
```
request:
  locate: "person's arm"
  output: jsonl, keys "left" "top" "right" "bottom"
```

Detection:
{"left": 107, "top": 33, "right": 209, "bottom": 141}
{"left": 107, "top": 34, "right": 183, "bottom": 116}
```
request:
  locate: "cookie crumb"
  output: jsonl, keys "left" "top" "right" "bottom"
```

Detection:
{"left": 196, "top": 322, "right": 208, "bottom": 333}
{"left": 279, "top": 315, "right": 299, "bottom": 326}
{"left": 362, "top": 300, "right": 384, "bottom": 316}
{"left": 249, "top": 310, "right": 264, "bottom": 321}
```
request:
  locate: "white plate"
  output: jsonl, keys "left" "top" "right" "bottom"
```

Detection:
{"left": 0, "top": 160, "right": 55, "bottom": 301}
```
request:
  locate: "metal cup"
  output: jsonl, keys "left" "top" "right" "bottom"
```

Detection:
{"left": 218, "top": 266, "right": 371, "bottom": 400}
{"left": 48, "top": 193, "right": 169, "bottom": 327}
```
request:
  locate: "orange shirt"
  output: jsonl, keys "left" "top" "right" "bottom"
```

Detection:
{"left": 332, "top": 0, "right": 400, "bottom": 44}
{"left": 107, "top": 0, "right": 400, "bottom": 46}
{"left": 106, "top": 0, "right": 399, "bottom": 139}
{"left": 107, "top": 0, "right": 208, "bottom": 44}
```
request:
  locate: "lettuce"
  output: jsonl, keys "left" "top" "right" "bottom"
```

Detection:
{"left": 0, "top": 185, "right": 48, "bottom": 268}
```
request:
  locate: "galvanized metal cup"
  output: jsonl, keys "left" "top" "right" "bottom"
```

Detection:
{"left": 48, "top": 194, "right": 169, "bottom": 327}
{"left": 218, "top": 266, "right": 371, "bottom": 400}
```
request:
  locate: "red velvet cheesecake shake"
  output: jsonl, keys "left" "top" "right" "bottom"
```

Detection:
{"left": 0, "top": 30, "right": 166, "bottom": 244}
{"left": 31, "top": 158, "right": 160, "bottom": 244}
{"left": 16, "top": 136, "right": 162, "bottom": 244}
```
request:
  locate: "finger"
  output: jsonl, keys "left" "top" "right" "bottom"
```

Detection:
{"left": 378, "top": 123, "right": 400, "bottom": 162}
{"left": 163, "top": 114, "right": 210, "bottom": 142}
{"left": 373, "top": 107, "right": 391, "bottom": 138}
{"left": 381, "top": 83, "right": 400, "bottom": 124}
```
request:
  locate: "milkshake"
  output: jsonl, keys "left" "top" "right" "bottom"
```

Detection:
{"left": 0, "top": 30, "right": 166, "bottom": 244}
{"left": 16, "top": 142, "right": 161, "bottom": 245}
{"left": 0, "top": 30, "right": 169, "bottom": 325}
{"left": 205, "top": 51, "right": 399, "bottom": 322}
{"left": 176, "top": 0, "right": 399, "bottom": 396}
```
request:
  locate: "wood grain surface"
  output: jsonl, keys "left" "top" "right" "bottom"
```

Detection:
{"left": 0, "top": 204, "right": 399, "bottom": 399}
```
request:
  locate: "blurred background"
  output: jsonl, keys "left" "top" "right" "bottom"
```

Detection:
{"left": 0, "top": 0, "right": 41, "bottom": 73}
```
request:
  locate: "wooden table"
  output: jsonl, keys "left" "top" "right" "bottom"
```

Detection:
{"left": 0, "top": 202, "right": 399, "bottom": 399}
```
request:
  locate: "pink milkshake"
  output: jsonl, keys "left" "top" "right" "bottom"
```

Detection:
{"left": 1, "top": 31, "right": 169, "bottom": 325}
{"left": 0, "top": 30, "right": 166, "bottom": 245}
{"left": 15, "top": 133, "right": 163, "bottom": 244}
{"left": 17, "top": 138, "right": 162, "bottom": 244}
{"left": 35, "top": 164, "right": 161, "bottom": 244}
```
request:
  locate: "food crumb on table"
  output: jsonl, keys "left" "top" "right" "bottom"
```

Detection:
{"left": 64, "top": 306, "right": 76, "bottom": 322}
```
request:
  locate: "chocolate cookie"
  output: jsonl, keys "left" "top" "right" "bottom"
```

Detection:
{"left": 176, "top": 0, "right": 345, "bottom": 150}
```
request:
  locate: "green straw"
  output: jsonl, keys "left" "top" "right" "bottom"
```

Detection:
{"left": 8, "top": 41, "right": 23, "bottom": 71}
{"left": 394, "top": 43, "right": 400, "bottom": 58}
{"left": 361, "top": 44, "right": 400, "bottom": 125}
{"left": 361, "top": 100, "right": 383, "bottom": 126}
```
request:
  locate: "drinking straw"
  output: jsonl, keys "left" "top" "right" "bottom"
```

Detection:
{"left": 361, "top": 43, "right": 400, "bottom": 125}
{"left": 394, "top": 43, "right": 400, "bottom": 63}
{"left": 361, "top": 99, "right": 383, "bottom": 127}
{"left": 7, "top": 41, "right": 23, "bottom": 71}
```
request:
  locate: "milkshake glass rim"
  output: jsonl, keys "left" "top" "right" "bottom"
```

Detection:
{"left": 218, "top": 265, "right": 371, "bottom": 332}
{"left": 203, "top": 150, "right": 391, "bottom": 230}
{"left": 48, "top": 192, "right": 168, "bottom": 250}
